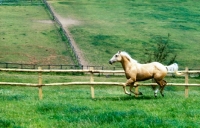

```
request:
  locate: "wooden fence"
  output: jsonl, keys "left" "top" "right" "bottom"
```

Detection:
{"left": 0, "top": 67, "right": 200, "bottom": 99}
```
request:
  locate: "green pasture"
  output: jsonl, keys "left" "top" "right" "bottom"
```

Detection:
{"left": 0, "top": 0, "right": 42, "bottom": 5}
{"left": 1, "top": 1, "right": 200, "bottom": 128}
{"left": 50, "top": 0, "right": 200, "bottom": 68}
{"left": 1, "top": 0, "right": 200, "bottom": 69}
{"left": 1, "top": 72, "right": 200, "bottom": 127}
{"left": 0, "top": 5, "right": 74, "bottom": 65}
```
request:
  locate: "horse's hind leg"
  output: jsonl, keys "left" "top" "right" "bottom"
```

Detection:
{"left": 151, "top": 79, "right": 158, "bottom": 97}
{"left": 151, "top": 85, "right": 159, "bottom": 97}
{"left": 160, "top": 80, "right": 167, "bottom": 97}
{"left": 156, "top": 80, "right": 167, "bottom": 97}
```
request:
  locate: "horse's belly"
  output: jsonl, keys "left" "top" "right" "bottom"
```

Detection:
{"left": 136, "top": 76, "right": 153, "bottom": 81}
{"left": 126, "top": 71, "right": 153, "bottom": 81}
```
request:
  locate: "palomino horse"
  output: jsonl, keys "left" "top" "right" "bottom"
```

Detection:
{"left": 109, "top": 51, "right": 167, "bottom": 97}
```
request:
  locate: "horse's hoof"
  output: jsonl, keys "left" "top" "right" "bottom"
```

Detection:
{"left": 162, "top": 94, "right": 164, "bottom": 97}
{"left": 139, "top": 92, "right": 143, "bottom": 95}
{"left": 154, "top": 93, "right": 157, "bottom": 97}
{"left": 125, "top": 92, "right": 131, "bottom": 96}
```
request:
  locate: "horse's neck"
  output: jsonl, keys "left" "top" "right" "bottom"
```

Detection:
{"left": 121, "top": 56, "right": 135, "bottom": 71}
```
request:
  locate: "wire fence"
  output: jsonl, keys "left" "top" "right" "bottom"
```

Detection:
{"left": 0, "top": 62, "right": 122, "bottom": 70}
{"left": 0, "top": 62, "right": 80, "bottom": 69}
{"left": 0, "top": 0, "right": 43, "bottom": 5}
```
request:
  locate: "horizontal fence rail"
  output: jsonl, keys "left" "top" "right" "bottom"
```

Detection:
{"left": 0, "top": 67, "right": 200, "bottom": 99}
{"left": 1, "top": 82, "right": 200, "bottom": 87}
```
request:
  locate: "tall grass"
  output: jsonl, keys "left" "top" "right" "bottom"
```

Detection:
{"left": 50, "top": 0, "right": 200, "bottom": 69}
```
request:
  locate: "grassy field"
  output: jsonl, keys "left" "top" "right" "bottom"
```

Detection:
{"left": 1, "top": 1, "right": 200, "bottom": 128}
{"left": 1, "top": 72, "right": 200, "bottom": 127}
{"left": 49, "top": 0, "right": 200, "bottom": 69}
{"left": 0, "top": 5, "right": 74, "bottom": 65}
{"left": 1, "top": 1, "right": 200, "bottom": 69}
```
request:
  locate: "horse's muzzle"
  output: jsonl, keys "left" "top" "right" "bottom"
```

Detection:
{"left": 109, "top": 61, "right": 112, "bottom": 65}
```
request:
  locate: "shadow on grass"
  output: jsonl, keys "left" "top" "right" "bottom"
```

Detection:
{"left": 0, "top": 118, "right": 18, "bottom": 128}
{"left": 92, "top": 95, "right": 158, "bottom": 101}
{"left": 1, "top": 95, "right": 26, "bottom": 101}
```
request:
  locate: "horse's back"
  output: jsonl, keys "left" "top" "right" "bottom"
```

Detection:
{"left": 135, "top": 62, "right": 167, "bottom": 80}
{"left": 152, "top": 62, "right": 167, "bottom": 71}
{"left": 152, "top": 62, "right": 167, "bottom": 78}
{"left": 140, "top": 62, "right": 167, "bottom": 75}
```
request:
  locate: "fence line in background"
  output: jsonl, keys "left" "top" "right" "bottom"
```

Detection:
{"left": 0, "top": 0, "right": 43, "bottom": 5}
{"left": 0, "top": 67, "right": 200, "bottom": 99}
{"left": 0, "top": 62, "right": 82, "bottom": 69}
{"left": 1, "top": 62, "right": 199, "bottom": 71}
{"left": 0, "top": 62, "right": 125, "bottom": 71}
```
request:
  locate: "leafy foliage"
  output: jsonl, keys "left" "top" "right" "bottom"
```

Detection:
{"left": 143, "top": 34, "right": 177, "bottom": 64}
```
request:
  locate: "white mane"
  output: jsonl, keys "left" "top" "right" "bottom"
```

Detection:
{"left": 120, "top": 51, "right": 138, "bottom": 63}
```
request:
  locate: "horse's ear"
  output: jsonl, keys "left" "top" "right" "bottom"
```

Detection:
{"left": 118, "top": 51, "right": 121, "bottom": 54}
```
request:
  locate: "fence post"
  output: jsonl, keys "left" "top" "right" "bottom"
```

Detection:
{"left": 113, "top": 67, "right": 115, "bottom": 75}
{"left": 38, "top": 67, "right": 43, "bottom": 100}
{"left": 185, "top": 67, "right": 189, "bottom": 98}
{"left": 89, "top": 67, "right": 95, "bottom": 99}
{"left": 5, "top": 63, "right": 8, "bottom": 68}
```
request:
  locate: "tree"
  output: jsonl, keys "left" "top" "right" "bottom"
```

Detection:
{"left": 143, "top": 33, "right": 177, "bottom": 65}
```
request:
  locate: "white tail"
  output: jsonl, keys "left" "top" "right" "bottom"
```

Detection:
{"left": 166, "top": 63, "right": 178, "bottom": 72}
{"left": 166, "top": 63, "right": 183, "bottom": 75}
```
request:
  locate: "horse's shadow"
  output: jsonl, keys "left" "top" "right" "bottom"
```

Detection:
{"left": 1, "top": 95, "right": 26, "bottom": 101}
{"left": 91, "top": 95, "right": 157, "bottom": 101}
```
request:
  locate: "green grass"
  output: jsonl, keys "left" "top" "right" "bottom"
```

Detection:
{"left": 0, "top": 2, "right": 200, "bottom": 128}
{"left": 0, "top": 5, "right": 74, "bottom": 65}
{"left": 1, "top": 86, "right": 200, "bottom": 127}
{"left": 1, "top": 72, "right": 200, "bottom": 127}
{"left": 1, "top": 1, "right": 200, "bottom": 69}
{"left": 50, "top": 0, "right": 200, "bottom": 69}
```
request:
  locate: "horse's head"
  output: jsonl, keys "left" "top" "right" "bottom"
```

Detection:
{"left": 109, "top": 51, "right": 122, "bottom": 65}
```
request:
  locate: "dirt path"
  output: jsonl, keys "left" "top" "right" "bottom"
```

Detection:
{"left": 47, "top": 2, "right": 88, "bottom": 67}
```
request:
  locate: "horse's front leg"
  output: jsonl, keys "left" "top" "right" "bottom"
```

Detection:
{"left": 123, "top": 84, "right": 131, "bottom": 96}
{"left": 123, "top": 78, "right": 134, "bottom": 96}
{"left": 130, "top": 83, "right": 143, "bottom": 95}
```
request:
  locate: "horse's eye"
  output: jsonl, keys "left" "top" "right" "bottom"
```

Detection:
{"left": 115, "top": 55, "right": 118, "bottom": 57}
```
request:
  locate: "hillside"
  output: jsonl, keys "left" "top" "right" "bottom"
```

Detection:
{"left": 0, "top": 4, "right": 75, "bottom": 66}
{"left": 48, "top": 0, "right": 200, "bottom": 69}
